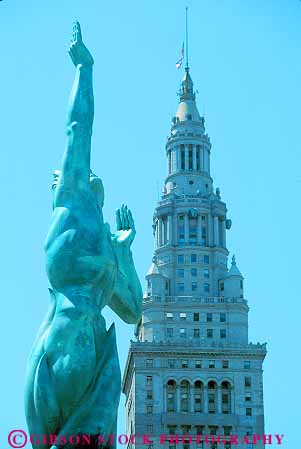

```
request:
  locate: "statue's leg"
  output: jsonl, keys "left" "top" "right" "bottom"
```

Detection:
{"left": 50, "top": 323, "right": 121, "bottom": 449}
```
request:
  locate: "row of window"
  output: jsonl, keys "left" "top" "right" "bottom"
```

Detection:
{"left": 166, "top": 312, "right": 226, "bottom": 322}
{"left": 145, "top": 375, "right": 252, "bottom": 388}
{"left": 166, "top": 327, "right": 227, "bottom": 339}
{"left": 177, "top": 268, "right": 210, "bottom": 278}
{"left": 178, "top": 254, "right": 210, "bottom": 264}
{"left": 177, "top": 282, "right": 210, "bottom": 293}
{"left": 145, "top": 358, "right": 252, "bottom": 370}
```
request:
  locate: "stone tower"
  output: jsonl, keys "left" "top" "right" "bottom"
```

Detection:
{"left": 122, "top": 67, "right": 266, "bottom": 449}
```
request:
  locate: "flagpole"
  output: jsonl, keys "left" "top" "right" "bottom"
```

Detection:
{"left": 185, "top": 6, "right": 189, "bottom": 69}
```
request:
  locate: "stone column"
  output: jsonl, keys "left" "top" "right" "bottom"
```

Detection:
{"left": 230, "top": 387, "right": 234, "bottom": 414}
{"left": 213, "top": 215, "right": 219, "bottom": 246}
{"left": 177, "top": 145, "right": 181, "bottom": 171}
{"left": 217, "top": 386, "right": 222, "bottom": 414}
{"left": 184, "top": 213, "right": 189, "bottom": 244}
{"left": 167, "top": 215, "right": 172, "bottom": 244}
{"left": 193, "top": 145, "right": 197, "bottom": 170}
{"left": 176, "top": 385, "right": 180, "bottom": 412}
{"left": 185, "top": 145, "right": 189, "bottom": 170}
{"left": 190, "top": 388, "right": 194, "bottom": 412}
{"left": 203, "top": 386, "right": 208, "bottom": 413}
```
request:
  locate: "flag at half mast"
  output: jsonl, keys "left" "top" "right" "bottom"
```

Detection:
{"left": 176, "top": 42, "right": 184, "bottom": 69}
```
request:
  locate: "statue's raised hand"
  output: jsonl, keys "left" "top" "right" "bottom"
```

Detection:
{"left": 112, "top": 205, "right": 136, "bottom": 249}
{"left": 68, "top": 21, "right": 94, "bottom": 67}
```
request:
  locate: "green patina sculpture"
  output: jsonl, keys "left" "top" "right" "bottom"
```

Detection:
{"left": 24, "top": 22, "right": 142, "bottom": 449}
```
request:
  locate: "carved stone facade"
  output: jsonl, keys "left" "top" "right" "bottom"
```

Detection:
{"left": 122, "top": 68, "right": 266, "bottom": 449}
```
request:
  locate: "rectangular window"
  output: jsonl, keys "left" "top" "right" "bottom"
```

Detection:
{"left": 147, "top": 405, "right": 153, "bottom": 414}
{"left": 177, "top": 268, "right": 184, "bottom": 278}
{"left": 178, "top": 215, "right": 185, "bottom": 245}
{"left": 244, "top": 360, "right": 251, "bottom": 369}
{"left": 189, "top": 217, "right": 197, "bottom": 245}
{"left": 166, "top": 312, "right": 173, "bottom": 320}
{"left": 147, "top": 390, "right": 153, "bottom": 400}
{"left": 196, "top": 145, "right": 200, "bottom": 170}
{"left": 196, "top": 426, "right": 204, "bottom": 435}
{"left": 204, "top": 255, "right": 210, "bottom": 264}
{"left": 146, "top": 359, "right": 153, "bottom": 368}
{"left": 204, "top": 269, "right": 210, "bottom": 278}
{"left": 195, "top": 360, "right": 202, "bottom": 368}
{"left": 168, "top": 425, "right": 177, "bottom": 435}
{"left": 209, "top": 360, "right": 215, "bottom": 368}
{"left": 168, "top": 359, "right": 175, "bottom": 368}
{"left": 147, "top": 424, "right": 153, "bottom": 433}
{"left": 181, "top": 145, "right": 185, "bottom": 170}
{"left": 178, "top": 254, "right": 184, "bottom": 263}
{"left": 209, "top": 426, "right": 218, "bottom": 435}
{"left": 180, "top": 312, "right": 187, "bottom": 320}
{"left": 206, "top": 313, "right": 213, "bottom": 322}
{"left": 177, "top": 282, "right": 184, "bottom": 292}
{"left": 191, "top": 281, "right": 197, "bottom": 291}
{"left": 220, "top": 329, "right": 226, "bottom": 338}
{"left": 207, "top": 329, "right": 213, "bottom": 338}
{"left": 240, "top": 280, "right": 243, "bottom": 289}
{"left": 224, "top": 426, "right": 232, "bottom": 436}
{"left": 194, "top": 329, "right": 200, "bottom": 338}
{"left": 222, "top": 394, "right": 229, "bottom": 404}
{"left": 201, "top": 226, "right": 207, "bottom": 245}
{"left": 181, "top": 360, "right": 188, "bottom": 368}
{"left": 220, "top": 313, "right": 226, "bottom": 322}
{"left": 193, "top": 313, "right": 199, "bottom": 321}
{"left": 188, "top": 145, "right": 193, "bottom": 170}
{"left": 245, "top": 377, "right": 252, "bottom": 388}
{"left": 191, "top": 267, "right": 197, "bottom": 276}
{"left": 246, "top": 427, "right": 253, "bottom": 436}
{"left": 220, "top": 282, "right": 224, "bottom": 291}
{"left": 180, "top": 328, "right": 187, "bottom": 338}
{"left": 222, "top": 360, "right": 229, "bottom": 369}
{"left": 204, "top": 283, "right": 210, "bottom": 293}
{"left": 191, "top": 253, "right": 197, "bottom": 263}
{"left": 146, "top": 376, "right": 153, "bottom": 385}
{"left": 245, "top": 394, "right": 252, "bottom": 402}
{"left": 167, "top": 328, "right": 173, "bottom": 338}
{"left": 246, "top": 407, "right": 252, "bottom": 416}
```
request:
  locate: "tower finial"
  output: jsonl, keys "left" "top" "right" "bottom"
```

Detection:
{"left": 185, "top": 6, "right": 189, "bottom": 69}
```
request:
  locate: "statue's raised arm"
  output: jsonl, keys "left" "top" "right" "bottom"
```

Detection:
{"left": 54, "top": 21, "right": 94, "bottom": 207}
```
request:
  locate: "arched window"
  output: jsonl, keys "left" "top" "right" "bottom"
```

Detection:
{"left": 221, "top": 381, "right": 231, "bottom": 414}
{"left": 208, "top": 381, "right": 217, "bottom": 414}
{"left": 180, "top": 380, "right": 190, "bottom": 412}
{"left": 167, "top": 380, "right": 176, "bottom": 412}
{"left": 194, "top": 381, "right": 203, "bottom": 412}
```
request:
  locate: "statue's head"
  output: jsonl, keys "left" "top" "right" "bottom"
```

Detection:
{"left": 52, "top": 169, "right": 104, "bottom": 208}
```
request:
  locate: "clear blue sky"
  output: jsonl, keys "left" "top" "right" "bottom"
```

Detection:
{"left": 0, "top": 0, "right": 300, "bottom": 447}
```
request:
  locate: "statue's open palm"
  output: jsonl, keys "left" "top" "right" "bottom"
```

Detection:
{"left": 112, "top": 205, "right": 136, "bottom": 249}
{"left": 68, "top": 21, "right": 94, "bottom": 67}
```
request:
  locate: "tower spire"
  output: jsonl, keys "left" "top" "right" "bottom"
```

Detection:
{"left": 185, "top": 6, "right": 189, "bottom": 69}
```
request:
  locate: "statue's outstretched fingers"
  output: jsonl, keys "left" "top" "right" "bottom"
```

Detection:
{"left": 128, "top": 209, "right": 135, "bottom": 231}
{"left": 120, "top": 204, "right": 125, "bottom": 230}
{"left": 124, "top": 205, "right": 129, "bottom": 230}
{"left": 73, "top": 21, "right": 82, "bottom": 43}
{"left": 116, "top": 209, "right": 122, "bottom": 231}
